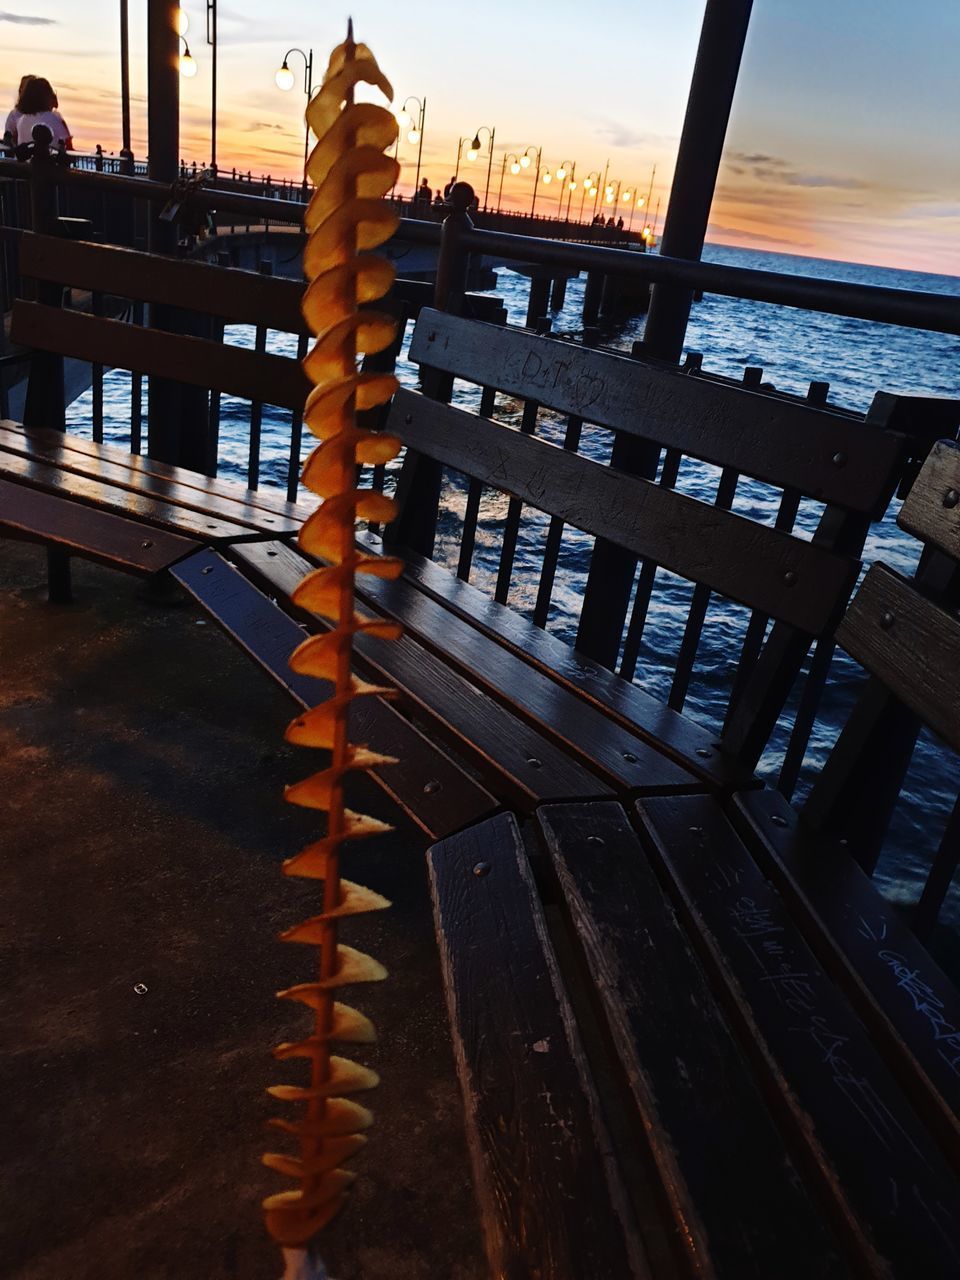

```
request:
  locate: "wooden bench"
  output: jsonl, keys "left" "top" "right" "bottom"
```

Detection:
{"left": 428, "top": 439, "right": 960, "bottom": 1278}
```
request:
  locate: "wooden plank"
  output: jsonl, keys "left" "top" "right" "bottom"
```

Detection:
{"left": 171, "top": 549, "right": 496, "bottom": 840}
{"left": 0, "top": 450, "right": 260, "bottom": 544}
{"left": 0, "top": 420, "right": 313, "bottom": 525}
{"left": 837, "top": 563, "right": 960, "bottom": 755}
{"left": 11, "top": 302, "right": 309, "bottom": 412}
{"left": 0, "top": 476, "right": 200, "bottom": 574}
{"left": 387, "top": 388, "right": 858, "bottom": 636}
{"left": 18, "top": 232, "right": 306, "bottom": 334}
{"left": 409, "top": 310, "right": 904, "bottom": 513}
{"left": 428, "top": 812, "right": 648, "bottom": 1279}
{"left": 898, "top": 438, "right": 960, "bottom": 559}
{"left": 0, "top": 423, "right": 300, "bottom": 536}
{"left": 359, "top": 530, "right": 752, "bottom": 791}
{"left": 538, "top": 801, "right": 846, "bottom": 1280}
{"left": 734, "top": 786, "right": 960, "bottom": 1168}
{"left": 637, "top": 793, "right": 960, "bottom": 1278}
{"left": 230, "top": 541, "right": 614, "bottom": 809}
{"left": 349, "top": 554, "right": 698, "bottom": 796}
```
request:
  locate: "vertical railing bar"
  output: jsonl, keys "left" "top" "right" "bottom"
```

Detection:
{"left": 457, "top": 384, "right": 496, "bottom": 581}
{"left": 533, "top": 414, "right": 583, "bottom": 627}
{"left": 130, "top": 300, "right": 144, "bottom": 454}
{"left": 618, "top": 446, "right": 680, "bottom": 681}
{"left": 91, "top": 290, "right": 104, "bottom": 443}
{"left": 494, "top": 396, "right": 539, "bottom": 604}
{"left": 913, "top": 792, "right": 960, "bottom": 940}
{"left": 247, "top": 259, "right": 272, "bottom": 490}
{"left": 287, "top": 332, "right": 308, "bottom": 503}
{"left": 668, "top": 464, "right": 739, "bottom": 711}
{"left": 776, "top": 637, "right": 836, "bottom": 800}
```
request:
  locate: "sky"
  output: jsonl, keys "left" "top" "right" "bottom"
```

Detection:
{"left": 3, "top": 0, "right": 959, "bottom": 274}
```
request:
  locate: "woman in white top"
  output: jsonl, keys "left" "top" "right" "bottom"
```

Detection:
{"left": 14, "top": 77, "right": 73, "bottom": 150}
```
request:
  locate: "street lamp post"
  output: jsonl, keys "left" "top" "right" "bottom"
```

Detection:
{"left": 604, "top": 177, "right": 622, "bottom": 222}
{"left": 626, "top": 184, "right": 646, "bottom": 231}
{"left": 518, "top": 145, "right": 541, "bottom": 216}
{"left": 464, "top": 125, "right": 496, "bottom": 210}
{"left": 554, "top": 159, "right": 575, "bottom": 220}
{"left": 580, "top": 171, "right": 600, "bottom": 222}
{"left": 275, "top": 46, "right": 314, "bottom": 190}
{"left": 206, "top": 0, "right": 217, "bottom": 170}
{"left": 497, "top": 152, "right": 520, "bottom": 212}
{"left": 395, "top": 95, "right": 426, "bottom": 201}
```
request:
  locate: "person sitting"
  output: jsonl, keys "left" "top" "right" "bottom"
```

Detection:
{"left": 15, "top": 77, "right": 73, "bottom": 150}
{"left": 4, "top": 74, "right": 35, "bottom": 146}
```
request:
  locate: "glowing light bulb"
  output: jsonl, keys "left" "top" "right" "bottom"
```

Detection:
{"left": 556, "top": 167, "right": 566, "bottom": 179}
{"left": 275, "top": 63, "right": 295, "bottom": 91}
{"left": 180, "top": 46, "right": 198, "bottom": 77}
{"left": 397, "top": 110, "right": 412, "bottom": 128}
{"left": 520, "top": 154, "right": 531, "bottom": 168}
{"left": 467, "top": 148, "right": 478, "bottom": 162}
{"left": 510, "top": 162, "right": 520, "bottom": 174}
{"left": 606, "top": 192, "right": 613, "bottom": 203}
{"left": 543, "top": 171, "right": 552, "bottom": 184}
{"left": 584, "top": 178, "right": 593, "bottom": 189}
{"left": 569, "top": 181, "right": 577, "bottom": 190}
{"left": 636, "top": 196, "right": 645, "bottom": 207}
{"left": 176, "top": 10, "right": 189, "bottom": 36}
{"left": 408, "top": 128, "right": 420, "bottom": 143}
{"left": 622, "top": 190, "right": 631, "bottom": 202}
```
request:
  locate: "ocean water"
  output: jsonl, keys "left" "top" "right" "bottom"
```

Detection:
{"left": 68, "top": 243, "right": 960, "bottom": 943}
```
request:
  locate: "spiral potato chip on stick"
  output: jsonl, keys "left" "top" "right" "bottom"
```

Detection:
{"left": 262, "top": 23, "right": 403, "bottom": 1269}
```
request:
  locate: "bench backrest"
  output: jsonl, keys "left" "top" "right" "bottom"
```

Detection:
{"left": 806, "top": 436, "right": 960, "bottom": 934}
{"left": 386, "top": 308, "right": 929, "bottom": 773}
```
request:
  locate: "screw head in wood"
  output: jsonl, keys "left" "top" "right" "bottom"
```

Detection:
{"left": 783, "top": 570, "right": 798, "bottom": 587}
{"left": 622, "top": 751, "right": 638, "bottom": 763}
{"left": 141, "top": 540, "right": 153, "bottom": 549}
{"left": 201, "top": 565, "right": 213, "bottom": 575}
{"left": 832, "top": 451, "right": 847, "bottom": 467}
{"left": 586, "top": 835, "right": 605, "bottom": 847}
{"left": 879, "top": 611, "right": 895, "bottom": 630}
{"left": 771, "top": 814, "right": 788, "bottom": 828}
{"left": 944, "top": 489, "right": 960, "bottom": 509}
{"left": 696, "top": 747, "right": 712, "bottom": 758}
{"left": 526, "top": 757, "right": 542, "bottom": 768}
{"left": 423, "top": 779, "right": 442, "bottom": 795}
{"left": 472, "top": 861, "right": 490, "bottom": 877}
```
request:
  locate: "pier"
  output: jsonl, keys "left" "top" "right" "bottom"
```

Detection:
{"left": 3, "top": 2, "right": 960, "bottom": 1276}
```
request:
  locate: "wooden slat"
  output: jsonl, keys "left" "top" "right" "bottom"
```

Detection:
{"left": 538, "top": 801, "right": 846, "bottom": 1280}
{"left": 637, "top": 793, "right": 960, "bottom": 1278}
{"left": 230, "top": 541, "right": 614, "bottom": 809}
{"left": 0, "top": 476, "right": 200, "bottom": 574}
{"left": 11, "top": 302, "right": 309, "bottom": 412}
{"left": 0, "top": 423, "right": 300, "bottom": 536}
{"left": 171, "top": 549, "right": 496, "bottom": 840}
{"left": 428, "top": 812, "right": 648, "bottom": 1279}
{"left": 387, "top": 388, "right": 858, "bottom": 636}
{"left": 0, "top": 421, "right": 313, "bottom": 525}
{"left": 837, "top": 563, "right": 960, "bottom": 755}
{"left": 349, "top": 554, "right": 697, "bottom": 796}
{"left": 409, "top": 310, "right": 904, "bottom": 512}
{"left": 18, "top": 232, "right": 306, "bottom": 334}
{"left": 0, "top": 450, "right": 260, "bottom": 544}
{"left": 734, "top": 786, "right": 960, "bottom": 1166}
{"left": 359, "top": 530, "right": 752, "bottom": 791}
{"left": 898, "top": 438, "right": 960, "bottom": 559}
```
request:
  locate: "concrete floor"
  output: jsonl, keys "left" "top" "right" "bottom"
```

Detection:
{"left": 0, "top": 541, "right": 486, "bottom": 1280}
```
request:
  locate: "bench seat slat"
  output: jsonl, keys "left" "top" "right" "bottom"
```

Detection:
{"left": 170, "top": 549, "right": 497, "bottom": 840}
{"left": 350, "top": 550, "right": 698, "bottom": 796}
{"left": 0, "top": 422, "right": 300, "bottom": 537}
{"left": 0, "top": 450, "right": 267, "bottom": 544}
{"left": 734, "top": 786, "right": 960, "bottom": 1164}
{"left": 230, "top": 541, "right": 616, "bottom": 809}
{"left": 410, "top": 309, "right": 903, "bottom": 513}
{"left": 428, "top": 812, "right": 648, "bottom": 1279}
{"left": 11, "top": 301, "right": 309, "bottom": 413}
{"left": 897, "top": 438, "right": 960, "bottom": 558}
{"left": 389, "top": 388, "right": 858, "bottom": 636}
{"left": 837, "top": 563, "right": 960, "bottom": 755}
{"left": 637, "top": 793, "right": 960, "bottom": 1278}
{"left": 0, "top": 421, "right": 312, "bottom": 525}
{"left": 0, "top": 476, "right": 200, "bottom": 574}
{"left": 538, "top": 800, "right": 847, "bottom": 1279}
{"left": 360, "top": 529, "right": 752, "bottom": 791}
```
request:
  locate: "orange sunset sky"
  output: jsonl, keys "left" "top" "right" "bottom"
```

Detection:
{"left": 5, "top": 0, "right": 959, "bottom": 275}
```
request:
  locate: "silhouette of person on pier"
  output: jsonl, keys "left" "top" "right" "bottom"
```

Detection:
{"left": 4, "top": 74, "right": 35, "bottom": 145}
{"left": 14, "top": 77, "right": 72, "bottom": 150}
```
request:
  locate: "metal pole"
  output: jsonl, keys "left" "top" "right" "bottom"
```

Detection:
{"left": 454, "top": 137, "right": 463, "bottom": 182}
{"left": 496, "top": 154, "right": 507, "bottom": 213}
{"left": 530, "top": 148, "right": 541, "bottom": 216}
{"left": 147, "top": 0, "right": 179, "bottom": 246}
{"left": 120, "top": 0, "right": 131, "bottom": 154}
{"left": 207, "top": 0, "right": 217, "bottom": 168}
{"left": 483, "top": 126, "right": 495, "bottom": 211}
{"left": 302, "top": 50, "right": 313, "bottom": 190}
{"left": 575, "top": 0, "right": 754, "bottom": 667}
{"left": 412, "top": 97, "right": 425, "bottom": 198}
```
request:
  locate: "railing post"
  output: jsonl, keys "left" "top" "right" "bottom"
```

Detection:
{"left": 22, "top": 128, "right": 65, "bottom": 431}
{"left": 388, "top": 182, "right": 474, "bottom": 557}
{"left": 574, "top": 0, "right": 754, "bottom": 669}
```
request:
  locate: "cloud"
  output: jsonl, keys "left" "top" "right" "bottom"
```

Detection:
{"left": 0, "top": 9, "right": 55, "bottom": 22}
{"left": 592, "top": 118, "right": 664, "bottom": 150}
{"left": 242, "top": 121, "right": 285, "bottom": 133}
{"left": 724, "top": 149, "right": 868, "bottom": 192}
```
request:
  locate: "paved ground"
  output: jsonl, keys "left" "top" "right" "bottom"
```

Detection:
{"left": 0, "top": 541, "right": 485, "bottom": 1280}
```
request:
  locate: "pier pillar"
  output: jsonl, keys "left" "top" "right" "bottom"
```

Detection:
{"left": 550, "top": 274, "right": 567, "bottom": 311}
{"left": 526, "top": 272, "right": 551, "bottom": 330}
{"left": 582, "top": 271, "right": 603, "bottom": 325}
{"left": 575, "top": 0, "right": 754, "bottom": 668}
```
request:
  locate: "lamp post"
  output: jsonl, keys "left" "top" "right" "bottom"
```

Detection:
{"left": 275, "top": 46, "right": 314, "bottom": 190}
{"left": 206, "top": 0, "right": 217, "bottom": 170}
{"left": 179, "top": 35, "right": 198, "bottom": 77}
{"left": 603, "top": 178, "right": 621, "bottom": 222}
{"left": 517, "top": 145, "right": 541, "bottom": 216}
{"left": 580, "top": 171, "right": 600, "bottom": 222}
{"left": 464, "top": 124, "right": 495, "bottom": 210}
{"left": 496, "top": 152, "right": 520, "bottom": 212}
{"left": 553, "top": 159, "right": 575, "bottom": 220}
{"left": 395, "top": 95, "right": 426, "bottom": 201}
{"left": 626, "top": 185, "right": 646, "bottom": 231}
